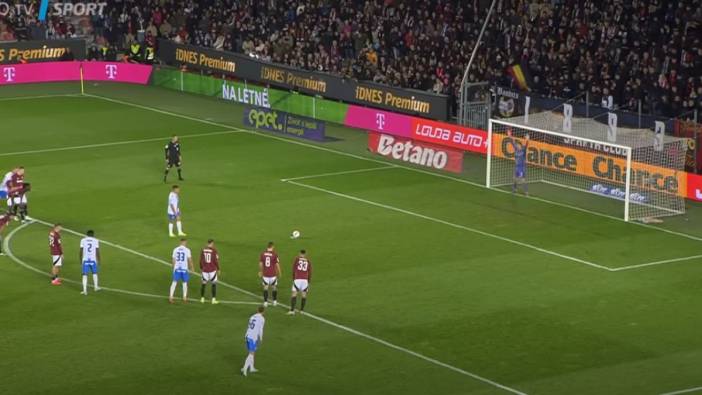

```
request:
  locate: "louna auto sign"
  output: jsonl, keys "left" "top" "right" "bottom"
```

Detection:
{"left": 0, "top": 1, "right": 107, "bottom": 21}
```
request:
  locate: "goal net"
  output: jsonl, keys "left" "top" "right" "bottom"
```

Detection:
{"left": 487, "top": 119, "right": 687, "bottom": 221}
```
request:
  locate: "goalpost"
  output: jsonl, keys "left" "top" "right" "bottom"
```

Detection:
{"left": 486, "top": 119, "right": 687, "bottom": 222}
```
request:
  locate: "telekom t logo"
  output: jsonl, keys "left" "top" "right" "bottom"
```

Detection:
{"left": 2, "top": 67, "right": 16, "bottom": 82}
{"left": 375, "top": 113, "right": 386, "bottom": 130}
{"left": 105, "top": 64, "right": 118, "bottom": 79}
{"left": 696, "top": 189, "right": 702, "bottom": 200}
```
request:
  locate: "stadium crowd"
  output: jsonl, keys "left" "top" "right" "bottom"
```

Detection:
{"left": 1, "top": 0, "right": 702, "bottom": 118}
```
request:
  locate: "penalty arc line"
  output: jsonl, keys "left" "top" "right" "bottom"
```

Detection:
{"left": 3, "top": 221, "right": 258, "bottom": 305}
{"left": 660, "top": 386, "right": 702, "bottom": 395}
{"left": 25, "top": 217, "right": 527, "bottom": 395}
{"left": 285, "top": 180, "right": 613, "bottom": 272}
{"left": 80, "top": 93, "right": 702, "bottom": 245}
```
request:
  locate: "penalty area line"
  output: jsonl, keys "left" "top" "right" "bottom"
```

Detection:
{"left": 611, "top": 254, "right": 702, "bottom": 272}
{"left": 2, "top": 221, "right": 258, "bottom": 305}
{"left": 25, "top": 217, "right": 526, "bottom": 395}
{"left": 285, "top": 180, "right": 612, "bottom": 272}
{"left": 660, "top": 386, "right": 702, "bottom": 395}
{"left": 280, "top": 165, "right": 398, "bottom": 182}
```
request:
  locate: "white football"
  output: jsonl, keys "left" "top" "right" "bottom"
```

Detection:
{"left": 291, "top": 230, "right": 301, "bottom": 239}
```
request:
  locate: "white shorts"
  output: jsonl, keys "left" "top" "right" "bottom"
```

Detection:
{"left": 9, "top": 195, "right": 27, "bottom": 205}
{"left": 292, "top": 279, "right": 309, "bottom": 292}
{"left": 51, "top": 255, "right": 63, "bottom": 267}
{"left": 202, "top": 271, "right": 218, "bottom": 283}
{"left": 262, "top": 276, "right": 277, "bottom": 286}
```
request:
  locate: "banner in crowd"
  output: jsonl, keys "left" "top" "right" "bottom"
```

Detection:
{"left": 157, "top": 40, "right": 449, "bottom": 120}
{"left": 0, "top": 39, "right": 86, "bottom": 64}
{"left": 368, "top": 132, "right": 463, "bottom": 173}
{"left": 243, "top": 107, "right": 325, "bottom": 142}
{"left": 492, "top": 134, "right": 687, "bottom": 197}
{"left": 0, "top": 61, "right": 153, "bottom": 85}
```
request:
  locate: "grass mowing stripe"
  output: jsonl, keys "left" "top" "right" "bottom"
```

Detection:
{"left": 82, "top": 93, "right": 702, "bottom": 244}
{"left": 611, "top": 254, "right": 702, "bottom": 272}
{"left": 660, "top": 386, "right": 702, "bottom": 395}
{"left": 3, "top": 221, "right": 258, "bottom": 305}
{"left": 25, "top": 217, "right": 526, "bottom": 395}
{"left": 0, "top": 129, "right": 244, "bottom": 157}
{"left": 280, "top": 165, "right": 397, "bottom": 182}
{"left": 285, "top": 180, "right": 613, "bottom": 272}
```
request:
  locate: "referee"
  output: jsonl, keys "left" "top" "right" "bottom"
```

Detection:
{"left": 164, "top": 135, "right": 184, "bottom": 182}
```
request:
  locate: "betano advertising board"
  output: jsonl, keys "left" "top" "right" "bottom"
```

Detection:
{"left": 368, "top": 132, "right": 463, "bottom": 173}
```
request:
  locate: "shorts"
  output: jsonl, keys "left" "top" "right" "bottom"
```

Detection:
{"left": 172, "top": 269, "right": 189, "bottom": 282}
{"left": 167, "top": 160, "right": 181, "bottom": 168}
{"left": 202, "top": 271, "right": 218, "bottom": 283}
{"left": 514, "top": 168, "right": 526, "bottom": 179}
{"left": 292, "top": 279, "right": 309, "bottom": 292}
{"left": 82, "top": 261, "right": 98, "bottom": 274}
{"left": 8, "top": 195, "right": 27, "bottom": 205}
{"left": 261, "top": 276, "right": 277, "bottom": 286}
{"left": 167, "top": 213, "right": 179, "bottom": 221}
{"left": 52, "top": 255, "right": 63, "bottom": 267}
{"left": 246, "top": 337, "right": 258, "bottom": 352}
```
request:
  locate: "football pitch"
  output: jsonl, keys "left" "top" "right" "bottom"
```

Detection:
{"left": 1, "top": 82, "right": 702, "bottom": 395}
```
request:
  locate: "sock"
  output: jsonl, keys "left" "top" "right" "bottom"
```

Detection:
{"left": 243, "top": 354, "right": 254, "bottom": 372}
{"left": 177, "top": 168, "right": 183, "bottom": 179}
{"left": 19, "top": 204, "right": 27, "bottom": 220}
{"left": 201, "top": 284, "right": 206, "bottom": 297}
{"left": 82, "top": 275, "right": 88, "bottom": 293}
{"left": 164, "top": 169, "right": 169, "bottom": 179}
{"left": 263, "top": 289, "right": 269, "bottom": 302}
{"left": 211, "top": 283, "right": 217, "bottom": 298}
{"left": 301, "top": 297, "right": 307, "bottom": 311}
{"left": 176, "top": 221, "right": 183, "bottom": 234}
{"left": 182, "top": 283, "right": 188, "bottom": 300}
{"left": 290, "top": 296, "right": 296, "bottom": 311}
{"left": 168, "top": 223, "right": 174, "bottom": 235}
{"left": 272, "top": 289, "right": 277, "bottom": 301}
{"left": 92, "top": 274, "right": 99, "bottom": 289}
{"left": 169, "top": 281, "right": 177, "bottom": 298}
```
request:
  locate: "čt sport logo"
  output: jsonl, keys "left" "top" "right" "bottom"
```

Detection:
{"left": 38, "top": 0, "right": 107, "bottom": 21}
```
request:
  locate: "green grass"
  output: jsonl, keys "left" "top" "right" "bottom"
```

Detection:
{"left": 1, "top": 82, "right": 701, "bottom": 395}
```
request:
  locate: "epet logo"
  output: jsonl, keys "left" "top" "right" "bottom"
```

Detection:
{"left": 247, "top": 109, "right": 284, "bottom": 131}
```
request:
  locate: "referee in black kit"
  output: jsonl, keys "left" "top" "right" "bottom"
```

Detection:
{"left": 164, "top": 135, "right": 184, "bottom": 182}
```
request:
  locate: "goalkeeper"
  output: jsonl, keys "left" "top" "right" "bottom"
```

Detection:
{"left": 507, "top": 129, "right": 529, "bottom": 195}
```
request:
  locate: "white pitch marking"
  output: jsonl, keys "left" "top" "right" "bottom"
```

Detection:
{"left": 611, "top": 254, "right": 702, "bottom": 272}
{"left": 24, "top": 217, "right": 525, "bottom": 394}
{"left": 280, "top": 165, "right": 397, "bottom": 182}
{"left": 83, "top": 93, "right": 702, "bottom": 245}
{"left": 3, "top": 221, "right": 258, "bottom": 305}
{"left": 660, "top": 386, "right": 702, "bottom": 395}
{"left": 0, "top": 129, "right": 244, "bottom": 157}
{"left": 286, "top": 180, "right": 612, "bottom": 272}
{"left": 0, "top": 93, "right": 81, "bottom": 102}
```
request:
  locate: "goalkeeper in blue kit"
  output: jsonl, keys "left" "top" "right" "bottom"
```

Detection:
{"left": 508, "top": 129, "right": 529, "bottom": 195}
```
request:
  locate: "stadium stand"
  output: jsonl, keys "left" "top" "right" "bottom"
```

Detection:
{"left": 1, "top": 0, "right": 701, "bottom": 119}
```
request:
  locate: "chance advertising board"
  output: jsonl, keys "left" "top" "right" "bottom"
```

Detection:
{"left": 368, "top": 132, "right": 463, "bottom": 173}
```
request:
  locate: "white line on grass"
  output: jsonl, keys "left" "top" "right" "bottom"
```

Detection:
{"left": 3, "top": 221, "right": 258, "bottom": 305}
{"left": 281, "top": 165, "right": 397, "bottom": 182}
{"left": 81, "top": 93, "right": 702, "bottom": 245}
{"left": 660, "top": 386, "right": 702, "bottom": 395}
{"left": 23, "top": 217, "right": 526, "bottom": 395}
{"left": 285, "top": 180, "right": 612, "bottom": 272}
{"left": 0, "top": 129, "right": 244, "bottom": 157}
{"left": 611, "top": 254, "right": 702, "bottom": 272}
{"left": 0, "top": 93, "right": 81, "bottom": 102}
